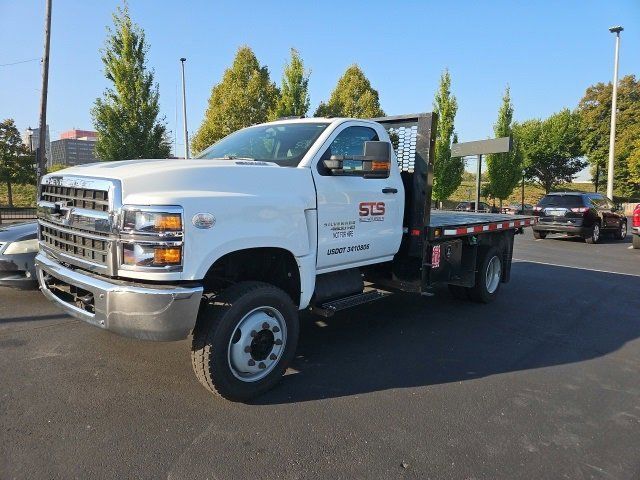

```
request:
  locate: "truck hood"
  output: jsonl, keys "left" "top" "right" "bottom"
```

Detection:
{"left": 51, "top": 159, "right": 316, "bottom": 208}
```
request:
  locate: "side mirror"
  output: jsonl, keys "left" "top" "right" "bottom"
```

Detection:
{"left": 322, "top": 141, "right": 392, "bottom": 178}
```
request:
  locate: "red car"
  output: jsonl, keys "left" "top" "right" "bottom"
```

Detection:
{"left": 633, "top": 204, "right": 640, "bottom": 249}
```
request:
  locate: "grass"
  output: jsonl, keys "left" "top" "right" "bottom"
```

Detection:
{"left": 449, "top": 181, "right": 595, "bottom": 207}
{"left": 0, "top": 183, "right": 37, "bottom": 208}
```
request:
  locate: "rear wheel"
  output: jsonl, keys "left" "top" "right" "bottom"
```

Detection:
{"left": 614, "top": 221, "right": 627, "bottom": 240}
{"left": 191, "top": 281, "right": 299, "bottom": 401}
{"left": 584, "top": 223, "right": 601, "bottom": 244}
{"left": 533, "top": 230, "right": 547, "bottom": 239}
{"left": 468, "top": 247, "right": 502, "bottom": 304}
{"left": 633, "top": 235, "right": 640, "bottom": 249}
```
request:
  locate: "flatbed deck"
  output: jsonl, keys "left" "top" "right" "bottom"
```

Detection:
{"left": 427, "top": 210, "right": 536, "bottom": 239}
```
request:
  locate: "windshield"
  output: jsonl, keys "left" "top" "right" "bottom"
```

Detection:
{"left": 538, "top": 195, "right": 584, "bottom": 207}
{"left": 197, "top": 122, "right": 330, "bottom": 167}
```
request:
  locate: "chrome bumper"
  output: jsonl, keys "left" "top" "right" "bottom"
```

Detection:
{"left": 35, "top": 253, "right": 203, "bottom": 341}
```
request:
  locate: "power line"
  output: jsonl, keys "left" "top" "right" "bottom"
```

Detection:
{"left": 0, "top": 58, "right": 40, "bottom": 67}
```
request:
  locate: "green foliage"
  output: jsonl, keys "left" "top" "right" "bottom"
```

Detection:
{"left": 271, "top": 49, "right": 310, "bottom": 120}
{"left": 515, "top": 109, "right": 584, "bottom": 194}
{"left": 47, "top": 164, "right": 68, "bottom": 173}
{"left": 191, "top": 46, "right": 279, "bottom": 154}
{"left": 314, "top": 65, "right": 384, "bottom": 118}
{"left": 486, "top": 87, "right": 522, "bottom": 203}
{"left": 91, "top": 4, "right": 170, "bottom": 161}
{"left": 0, "top": 119, "right": 35, "bottom": 207}
{"left": 577, "top": 75, "right": 640, "bottom": 197}
{"left": 432, "top": 69, "right": 464, "bottom": 201}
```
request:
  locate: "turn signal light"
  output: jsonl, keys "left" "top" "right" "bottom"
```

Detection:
{"left": 153, "top": 247, "right": 182, "bottom": 265}
{"left": 154, "top": 214, "right": 182, "bottom": 231}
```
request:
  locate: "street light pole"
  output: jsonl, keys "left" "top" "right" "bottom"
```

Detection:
{"left": 179, "top": 57, "right": 189, "bottom": 159}
{"left": 606, "top": 25, "right": 623, "bottom": 200}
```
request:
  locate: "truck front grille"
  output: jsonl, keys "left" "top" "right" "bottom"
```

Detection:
{"left": 40, "top": 223, "right": 109, "bottom": 266}
{"left": 41, "top": 185, "right": 109, "bottom": 212}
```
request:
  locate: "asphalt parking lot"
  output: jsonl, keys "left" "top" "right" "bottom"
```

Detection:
{"left": 1, "top": 228, "right": 639, "bottom": 479}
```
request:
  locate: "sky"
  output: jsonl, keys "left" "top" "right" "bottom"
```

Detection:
{"left": 1, "top": 0, "right": 638, "bottom": 177}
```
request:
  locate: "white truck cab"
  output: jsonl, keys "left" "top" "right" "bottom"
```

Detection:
{"left": 35, "top": 114, "right": 535, "bottom": 401}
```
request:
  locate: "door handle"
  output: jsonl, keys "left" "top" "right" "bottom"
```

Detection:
{"left": 382, "top": 187, "right": 398, "bottom": 194}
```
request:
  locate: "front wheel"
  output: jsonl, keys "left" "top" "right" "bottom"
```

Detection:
{"left": 584, "top": 223, "right": 601, "bottom": 244}
{"left": 533, "top": 230, "right": 547, "bottom": 239}
{"left": 191, "top": 281, "right": 299, "bottom": 401}
{"left": 468, "top": 247, "right": 503, "bottom": 304}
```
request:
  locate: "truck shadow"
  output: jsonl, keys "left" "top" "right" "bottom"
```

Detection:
{"left": 254, "top": 262, "right": 640, "bottom": 405}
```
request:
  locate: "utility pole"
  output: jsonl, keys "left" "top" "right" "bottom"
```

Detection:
{"left": 606, "top": 25, "right": 623, "bottom": 200}
{"left": 37, "top": 0, "right": 52, "bottom": 183}
{"left": 180, "top": 57, "right": 189, "bottom": 159}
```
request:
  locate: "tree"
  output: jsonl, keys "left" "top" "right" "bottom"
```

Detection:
{"left": 432, "top": 69, "right": 464, "bottom": 202}
{"left": 0, "top": 119, "right": 35, "bottom": 207}
{"left": 314, "top": 65, "right": 384, "bottom": 118}
{"left": 91, "top": 4, "right": 170, "bottom": 161}
{"left": 577, "top": 75, "right": 640, "bottom": 197}
{"left": 191, "top": 47, "right": 279, "bottom": 154}
{"left": 486, "top": 87, "right": 522, "bottom": 206}
{"left": 515, "top": 109, "right": 584, "bottom": 194}
{"left": 271, "top": 48, "right": 310, "bottom": 119}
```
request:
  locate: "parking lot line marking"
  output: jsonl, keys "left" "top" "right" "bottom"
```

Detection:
{"left": 513, "top": 259, "right": 640, "bottom": 278}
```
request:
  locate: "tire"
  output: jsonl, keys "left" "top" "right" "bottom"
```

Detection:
{"left": 448, "top": 284, "right": 470, "bottom": 301}
{"left": 468, "top": 247, "right": 503, "bottom": 304}
{"left": 191, "top": 281, "right": 299, "bottom": 401}
{"left": 584, "top": 223, "right": 601, "bottom": 244}
{"left": 614, "top": 221, "right": 627, "bottom": 240}
{"left": 533, "top": 230, "right": 547, "bottom": 239}
{"left": 633, "top": 235, "right": 640, "bottom": 249}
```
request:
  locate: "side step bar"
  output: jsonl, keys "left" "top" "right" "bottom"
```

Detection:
{"left": 310, "top": 289, "right": 391, "bottom": 317}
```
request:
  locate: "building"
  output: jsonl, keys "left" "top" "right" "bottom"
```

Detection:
{"left": 51, "top": 129, "right": 98, "bottom": 167}
{"left": 22, "top": 125, "right": 51, "bottom": 165}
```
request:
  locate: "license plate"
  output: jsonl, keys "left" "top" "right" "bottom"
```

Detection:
{"left": 545, "top": 208, "right": 566, "bottom": 216}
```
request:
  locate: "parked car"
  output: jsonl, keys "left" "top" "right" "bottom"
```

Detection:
{"left": 532, "top": 192, "right": 627, "bottom": 244}
{"left": 503, "top": 203, "right": 534, "bottom": 215}
{"left": 455, "top": 201, "right": 493, "bottom": 213}
{"left": 633, "top": 204, "right": 640, "bottom": 249}
{"left": 0, "top": 221, "right": 39, "bottom": 289}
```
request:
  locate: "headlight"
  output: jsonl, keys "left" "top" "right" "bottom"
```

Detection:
{"left": 3, "top": 238, "right": 39, "bottom": 255}
{"left": 123, "top": 209, "right": 182, "bottom": 234}
{"left": 122, "top": 243, "right": 182, "bottom": 267}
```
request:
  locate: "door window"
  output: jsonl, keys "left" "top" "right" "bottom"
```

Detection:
{"left": 318, "top": 126, "right": 379, "bottom": 175}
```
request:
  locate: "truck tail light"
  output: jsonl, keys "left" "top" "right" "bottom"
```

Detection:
{"left": 633, "top": 204, "right": 640, "bottom": 228}
{"left": 570, "top": 207, "right": 589, "bottom": 213}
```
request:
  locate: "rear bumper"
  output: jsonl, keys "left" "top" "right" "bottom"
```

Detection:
{"left": 533, "top": 223, "right": 591, "bottom": 235}
{"left": 35, "top": 253, "right": 203, "bottom": 341}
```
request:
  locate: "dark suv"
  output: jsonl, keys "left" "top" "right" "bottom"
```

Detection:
{"left": 532, "top": 192, "right": 627, "bottom": 244}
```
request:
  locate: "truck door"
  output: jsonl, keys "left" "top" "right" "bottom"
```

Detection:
{"left": 312, "top": 122, "right": 404, "bottom": 271}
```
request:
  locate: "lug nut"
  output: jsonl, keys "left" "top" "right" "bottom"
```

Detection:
{"left": 250, "top": 330, "right": 257, "bottom": 337}
{"left": 262, "top": 322, "right": 269, "bottom": 329}
{"left": 275, "top": 339, "right": 283, "bottom": 346}
{"left": 272, "top": 326, "right": 280, "bottom": 333}
{"left": 248, "top": 359, "right": 255, "bottom": 366}
{"left": 258, "top": 362, "right": 266, "bottom": 369}
{"left": 269, "top": 353, "right": 277, "bottom": 360}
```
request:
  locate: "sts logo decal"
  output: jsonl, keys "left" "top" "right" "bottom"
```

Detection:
{"left": 359, "top": 202, "right": 385, "bottom": 222}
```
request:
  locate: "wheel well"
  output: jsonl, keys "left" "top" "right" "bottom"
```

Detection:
{"left": 202, "top": 248, "right": 301, "bottom": 305}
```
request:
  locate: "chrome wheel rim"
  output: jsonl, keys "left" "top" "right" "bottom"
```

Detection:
{"left": 593, "top": 224, "right": 600, "bottom": 242}
{"left": 485, "top": 255, "right": 502, "bottom": 294}
{"left": 227, "top": 306, "right": 287, "bottom": 382}
{"left": 620, "top": 223, "right": 627, "bottom": 239}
